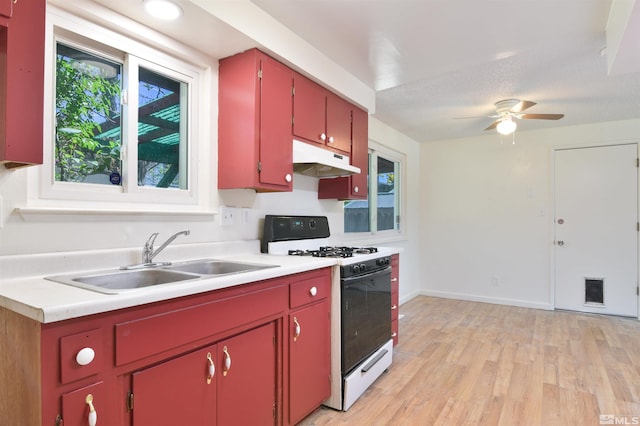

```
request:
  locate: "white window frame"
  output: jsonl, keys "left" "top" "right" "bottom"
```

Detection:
{"left": 27, "top": 6, "right": 213, "bottom": 213}
{"left": 344, "top": 140, "right": 406, "bottom": 244}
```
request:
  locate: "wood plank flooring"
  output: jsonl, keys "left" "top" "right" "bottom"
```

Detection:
{"left": 299, "top": 296, "right": 640, "bottom": 426}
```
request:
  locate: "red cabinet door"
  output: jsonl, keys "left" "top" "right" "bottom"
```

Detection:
{"left": 317, "top": 106, "right": 368, "bottom": 200}
{"left": 292, "top": 74, "right": 326, "bottom": 145}
{"left": 132, "top": 345, "right": 217, "bottom": 425}
{"left": 259, "top": 55, "right": 293, "bottom": 188}
{"left": 349, "top": 106, "right": 369, "bottom": 198}
{"left": 0, "top": 0, "right": 12, "bottom": 18}
{"left": 218, "top": 49, "right": 292, "bottom": 191}
{"left": 326, "top": 92, "right": 352, "bottom": 154}
{"left": 289, "top": 300, "right": 331, "bottom": 425}
{"left": 218, "top": 322, "right": 277, "bottom": 425}
{"left": 1, "top": 0, "right": 45, "bottom": 167}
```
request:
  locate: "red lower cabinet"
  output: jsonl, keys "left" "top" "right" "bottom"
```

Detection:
{"left": 288, "top": 273, "right": 331, "bottom": 424}
{"left": 1, "top": 268, "right": 332, "bottom": 426}
{"left": 289, "top": 300, "right": 330, "bottom": 424}
{"left": 391, "top": 254, "right": 400, "bottom": 346}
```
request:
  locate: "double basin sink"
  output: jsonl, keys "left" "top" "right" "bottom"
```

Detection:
{"left": 46, "top": 259, "right": 278, "bottom": 295}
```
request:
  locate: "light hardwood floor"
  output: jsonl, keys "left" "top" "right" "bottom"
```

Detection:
{"left": 300, "top": 296, "right": 640, "bottom": 426}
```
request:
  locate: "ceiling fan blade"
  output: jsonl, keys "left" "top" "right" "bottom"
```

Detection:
{"left": 520, "top": 113, "right": 564, "bottom": 120}
{"left": 484, "top": 120, "right": 500, "bottom": 130}
{"left": 511, "top": 100, "right": 536, "bottom": 113}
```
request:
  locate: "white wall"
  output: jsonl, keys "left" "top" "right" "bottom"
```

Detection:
{"left": 0, "top": 116, "right": 421, "bottom": 304}
{"left": 420, "top": 118, "right": 640, "bottom": 309}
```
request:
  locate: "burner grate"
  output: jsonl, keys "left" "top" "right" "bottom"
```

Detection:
{"left": 288, "top": 246, "right": 378, "bottom": 258}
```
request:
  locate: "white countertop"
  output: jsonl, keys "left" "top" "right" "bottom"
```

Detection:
{"left": 0, "top": 241, "right": 401, "bottom": 324}
{"left": 0, "top": 241, "right": 333, "bottom": 323}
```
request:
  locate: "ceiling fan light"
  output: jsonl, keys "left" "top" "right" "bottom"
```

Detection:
{"left": 497, "top": 117, "right": 517, "bottom": 135}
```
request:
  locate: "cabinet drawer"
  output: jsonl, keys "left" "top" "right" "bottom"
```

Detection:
{"left": 115, "top": 284, "right": 287, "bottom": 366}
{"left": 60, "top": 329, "right": 104, "bottom": 384}
{"left": 290, "top": 270, "right": 330, "bottom": 309}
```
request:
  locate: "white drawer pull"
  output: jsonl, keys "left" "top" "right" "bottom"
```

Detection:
{"left": 76, "top": 347, "right": 95, "bottom": 366}
{"left": 85, "top": 394, "right": 97, "bottom": 426}
{"left": 206, "top": 352, "right": 215, "bottom": 384}
{"left": 309, "top": 286, "right": 318, "bottom": 297}
{"left": 293, "top": 317, "right": 301, "bottom": 341}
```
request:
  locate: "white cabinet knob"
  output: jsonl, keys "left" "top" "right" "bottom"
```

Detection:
{"left": 285, "top": 174, "right": 292, "bottom": 183}
{"left": 76, "top": 347, "right": 95, "bottom": 366}
{"left": 309, "top": 286, "right": 318, "bottom": 297}
{"left": 320, "top": 133, "right": 327, "bottom": 141}
{"left": 328, "top": 136, "right": 334, "bottom": 143}
{"left": 353, "top": 186, "right": 359, "bottom": 193}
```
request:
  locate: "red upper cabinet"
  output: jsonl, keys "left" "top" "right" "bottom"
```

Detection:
{"left": 0, "top": 0, "right": 13, "bottom": 18}
{"left": 317, "top": 106, "right": 369, "bottom": 200}
{"left": 0, "top": 0, "right": 45, "bottom": 168}
{"left": 293, "top": 73, "right": 351, "bottom": 154}
{"left": 218, "top": 49, "right": 293, "bottom": 191}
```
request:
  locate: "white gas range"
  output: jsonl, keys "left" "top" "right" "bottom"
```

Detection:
{"left": 262, "top": 215, "right": 394, "bottom": 411}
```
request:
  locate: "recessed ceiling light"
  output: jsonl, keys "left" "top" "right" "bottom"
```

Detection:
{"left": 143, "top": 0, "right": 183, "bottom": 21}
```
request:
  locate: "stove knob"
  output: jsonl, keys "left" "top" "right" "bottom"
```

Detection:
{"left": 351, "top": 264, "right": 361, "bottom": 274}
{"left": 359, "top": 263, "right": 367, "bottom": 272}
{"left": 376, "top": 257, "right": 390, "bottom": 266}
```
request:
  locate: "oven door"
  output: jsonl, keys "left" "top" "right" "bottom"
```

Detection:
{"left": 341, "top": 266, "right": 392, "bottom": 375}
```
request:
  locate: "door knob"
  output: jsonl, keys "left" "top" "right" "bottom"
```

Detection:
{"left": 557, "top": 240, "right": 564, "bottom": 246}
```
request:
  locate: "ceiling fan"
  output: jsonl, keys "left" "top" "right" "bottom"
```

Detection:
{"left": 459, "top": 99, "right": 564, "bottom": 135}
{"left": 464, "top": 99, "right": 565, "bottom": 135}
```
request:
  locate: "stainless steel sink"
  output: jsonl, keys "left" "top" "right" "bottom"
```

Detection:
{"left": 45, "top": 259, "right": 278, "bottom": 294}
{"left": 165, "top": 259, "right": 277, "bottom": 276}
{"left": 46, "top": 268, "right": 200, "bottom": 295}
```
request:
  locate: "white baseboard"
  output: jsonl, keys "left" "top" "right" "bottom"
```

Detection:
{"left": 413, "top": 289, "right": 553, "bottom": 311}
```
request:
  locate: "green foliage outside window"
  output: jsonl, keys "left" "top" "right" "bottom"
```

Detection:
{"left": 55, "top": 48, "right": 122, "bottom": 183}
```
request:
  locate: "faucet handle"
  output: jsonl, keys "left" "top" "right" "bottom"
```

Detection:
{"left": 144, "top": 232, "right": 159, "bottom": 250}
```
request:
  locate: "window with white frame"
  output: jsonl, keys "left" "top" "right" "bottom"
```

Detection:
{"left": 30, "top": 9, "right": 210, "bottom": 210}
{"left": 344, "top": 144, "right": 403, "bottom": 237}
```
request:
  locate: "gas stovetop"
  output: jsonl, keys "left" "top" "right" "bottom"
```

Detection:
{"left": 288, "top": 246, "right": 379, "bottom": 258}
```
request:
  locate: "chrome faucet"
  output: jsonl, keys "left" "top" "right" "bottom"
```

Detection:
{"left": 142, "top": 230, "right": 190, "bottom": 264}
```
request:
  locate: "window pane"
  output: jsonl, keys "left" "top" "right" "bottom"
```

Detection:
{"left": 344, "top": 154, "right": 371, "bottom": 232}
{"left": 377, "top": 156, "right": 396, "bottom": 231}
{"left": 137, "top": 67, "right": 188, "bottom": 189}
{"left": 55, "top": 43, "right": 122, "bottom": 184}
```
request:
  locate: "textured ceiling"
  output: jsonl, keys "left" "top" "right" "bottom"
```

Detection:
{"left": 250, "top": 0, "right": 640, "bottom": 143}
{"left": 72, "top": 0, "right": 640, "bottom": 143}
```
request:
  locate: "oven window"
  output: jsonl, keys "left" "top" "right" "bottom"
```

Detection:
{"left": 341, "top": 269, "right": 391, "bottom": 375}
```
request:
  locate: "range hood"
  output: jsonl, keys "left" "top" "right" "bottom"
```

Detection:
{"left": 292, "top": 140, "right": 361, "bottom": 177}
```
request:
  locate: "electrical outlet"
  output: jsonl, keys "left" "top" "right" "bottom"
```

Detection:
{"left": 220, "top": 206, "right": 238, "bottom": 226}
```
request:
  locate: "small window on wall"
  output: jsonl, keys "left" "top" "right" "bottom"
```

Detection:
{"left": 344, "top": 144, "right": 403, "bottom": 238}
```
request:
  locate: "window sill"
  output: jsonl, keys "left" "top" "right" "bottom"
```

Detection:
{"left": 343, "top": 231, "right": 406, "bottom": 247}
{"left": 15, "top": 206, "right": 217, "bottom": 219}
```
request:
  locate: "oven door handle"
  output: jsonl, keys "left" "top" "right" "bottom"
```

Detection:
{"left": 341, "top": 266, "right": 391, "bottom": 284}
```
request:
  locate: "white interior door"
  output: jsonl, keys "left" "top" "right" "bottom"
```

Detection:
{"left": 554, "top": 144, "right": 638, "bottom": 317}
